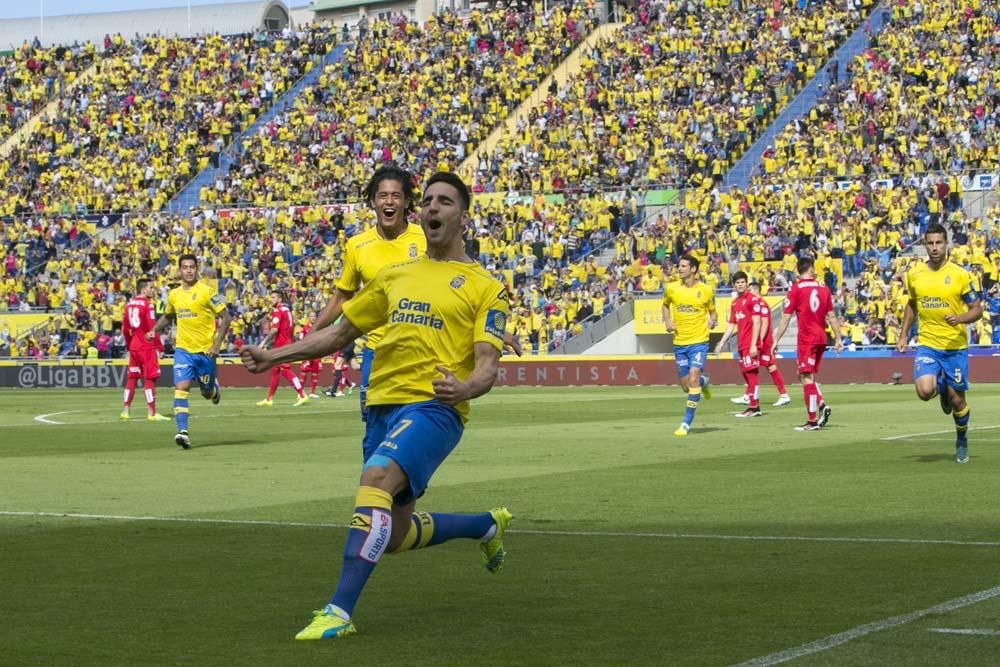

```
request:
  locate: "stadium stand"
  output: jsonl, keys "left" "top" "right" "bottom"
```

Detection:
{"left": 1, "top": 26, "right": 336, "bottom": 217}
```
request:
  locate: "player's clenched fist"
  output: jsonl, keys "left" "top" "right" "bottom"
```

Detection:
{"left": 240, "top": 345, "right": 273, "bottom": 373}
{"left": 432, "top": 365, "right": 467, "bottom": 405}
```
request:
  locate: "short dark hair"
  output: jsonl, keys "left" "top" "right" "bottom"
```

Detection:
{"left": 136, "top": 278, "right": 151, "bottom": 292}
{"left": 178, "top": 254, "right": 198, "bottom": 267}
{"left": 924, "top": 223, "right": 948, "bottom": 240}
{"left": 364, "top": 165, "right": 415, "bottom": 213}
{"left": 797, "top": 257, "right": 815, "bottom": 275}
{"left": 424, "top": 171, "right": 471, "bottom": 211}
{"left": 732, "top": 271, "right": 748, "bottom": 284}
{"left": 679, "top": 254, "right": 700, "bottom": 271}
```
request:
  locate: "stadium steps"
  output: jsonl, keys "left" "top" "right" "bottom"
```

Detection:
{"left": 458, "top": 22, "right": 623, "bottom": 180}
{"left": 166, "top": 41, "right": 350, "bottom": 214}
{"left": 723, "top": 5, "right": 892, "bottom": 189}
{"left": 0, "top": 59, "right": 100, "bottom": 159}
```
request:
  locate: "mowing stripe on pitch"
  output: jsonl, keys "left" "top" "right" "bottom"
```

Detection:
{"left": 880, "top": 425, "right": 1000, "bottom": 441}
{"left": 928, "top": 628, "right": 1000, "bottom": 636}
{"left": 2, "top": 511, "right": 999, "bottom": 548}
{"left": 735, "top": 586, "right": 1000, "bottom": 666}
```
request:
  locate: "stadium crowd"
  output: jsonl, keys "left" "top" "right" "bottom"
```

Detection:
{"left": 465, "top": 0, "right": 874, "bottom": 194}
{"left": 1, "top": 24, "right": 337, "bottom": 217}
{"left": 1, "top": 0, "right": 998, "bottom": 359}
{"left": 208, "top": 3, "right": 596, "bottom": 207}
{"left": 0, "top": 39, "right": 96, "bottom": 142}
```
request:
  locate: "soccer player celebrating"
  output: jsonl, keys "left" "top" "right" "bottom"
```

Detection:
{"left": 256, "top": 291, "right": 309, "bottom": 407}
{"left": 897, "top": 224, "right": 983, "bottom": 463}
{"left": 241, "top": 172, "right": 512, "bottom": 640}
{"left": 312, "top": 165, "right": 426, "bottom": 416}
{"left": 715, "top": 271, "right": 764, "bottom": 417}
{"left": 748, "top": 280, "right": 790, "bottom": 407}
{"left": 150, "top": 255, "right": 232, "bottom": 449}
{"left": 773, "top": 258, "right": 843, "bottom": 431}
{"left": 662, "top": 255, "right": 717, "bottom": 437}
{"left": 297, "top": 313, "right": 322, "bottom": 399}
{"left": 120, "top": 278, "right": 169, "bottom": 421}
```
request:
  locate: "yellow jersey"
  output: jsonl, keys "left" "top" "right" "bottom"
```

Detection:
{"left": 166, "top": 281, "right": 227, "bottom": 353}
{"left": 905, "top": 260, "right": 979, "bottom": 351}
{"left": 336, "top": 223, "right": 426, "bottom": 349}
{"left": 342, "top": 256, "right": 509, "bottom": 423}
{"left": 662, "top": 280, "right": 716, "bottom": 346}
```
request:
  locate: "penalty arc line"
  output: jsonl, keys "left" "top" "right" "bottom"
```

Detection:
{"left": 1, "top": 511, "right": 1000, "bottom": 548}
{"left": 734, "top": 585, "right": 1000, "bottom": 667}
{"left": 880, "top": 424, "right": 1000, "bottom": 441}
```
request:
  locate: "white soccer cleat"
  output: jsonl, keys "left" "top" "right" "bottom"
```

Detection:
{"left": 731, "top": 395, "right": 750, "bottom": 405}
{"left": 308, "top": 393, "right": 320, "bottom": 399}
{"left": 773, "top": 395, "right": 791, "bottom": 407}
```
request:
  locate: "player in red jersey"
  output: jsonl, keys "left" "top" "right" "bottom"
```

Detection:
{"left": 256, "top": 292, "right": 309, "bottom": 407}
{"left": 120, "top": 278, "right": 169, "bottom": 421}
{"left": 298, "top": 313, "right": 323, "bottom": 399}
{"left": 773, "top": 258, "right": 843, "bottom": 431}
{"left": 715, "top": 272, "right": 764, "bottom": 417}
{"left": 748, "top": 281, "right": 790, "bottom": 406}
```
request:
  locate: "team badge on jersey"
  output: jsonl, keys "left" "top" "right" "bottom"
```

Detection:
{"left": 450, "top": 275, "right": 466, "bottom": 289}
{"left": 409, "top": 243, "right": 418, "bottom": 258}
{"left": 944, "top": 276, "right": 951, "bottom": 285}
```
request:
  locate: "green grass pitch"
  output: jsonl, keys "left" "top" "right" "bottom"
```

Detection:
{"left": 1, "top": 385, "right": 998, "bottom": 666}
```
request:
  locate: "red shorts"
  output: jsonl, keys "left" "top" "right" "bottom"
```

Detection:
{"left": 796, "top": 343, "right": 826, "bottom": 374}
{"left": 759, "top": 338, "right": 775, "bottom": 366}
{"left": 127, "top": 349, "right": 161, "bottom": 380}
{"left": 738, "top": 350, "right": 760, "bottom": 373}
{"left": 300, "top": 359, "right": 322, "bottom": 373}
{"left": 272, "top": 363, "right": 292, "bottom": 373}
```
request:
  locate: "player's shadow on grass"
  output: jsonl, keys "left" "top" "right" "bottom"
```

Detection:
{"left": 903, "top": 453, "right": 955, "bottom": 463}
{"left": 693, "top": 427, "right": 728, "bottom": 434}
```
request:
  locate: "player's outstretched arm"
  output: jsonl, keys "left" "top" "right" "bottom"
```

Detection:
{"left": 312, "top": 288, "right": 355, "bottom": 332}
{"left": 432, "top": 343, "right": 501, "bottom": 405}
{"left": 242, "top": 317, "right": 363, "bottom": 374}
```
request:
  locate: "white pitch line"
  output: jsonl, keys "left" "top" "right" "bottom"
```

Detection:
{"left": 734, "top": 586, "right": 1000, "bottom": 666}
{"left": 25, "top": 406, "right": 356, "bottom": 426}
{"left": 34, "top": 409, "right": 91, "bottom": 425}
{"left": 2, "top": 511, "right": 1000, "bottom": 548}
{"left": 929, "top": 628, "right": 1000, "bottom": 636}
{"left": 880, "top": 425, "right": 1000, "bottom": 441}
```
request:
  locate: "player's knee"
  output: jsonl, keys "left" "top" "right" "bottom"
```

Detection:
{"left": 360, "top": 456, "right": 408, "bottom": 497}
{"left": 915, "top": 386, "right": 935, "bottom": 401}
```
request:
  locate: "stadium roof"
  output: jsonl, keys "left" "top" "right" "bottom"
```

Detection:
{"left": 0, "top": 0, "right": 291, "bottom": 49}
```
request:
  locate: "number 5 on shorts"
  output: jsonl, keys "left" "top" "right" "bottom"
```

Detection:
{"left": 955, "top": 368, "right": 962, "bottom": 384}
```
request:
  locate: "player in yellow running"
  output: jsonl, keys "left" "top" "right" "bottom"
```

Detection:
{"left": 151, "top": 254, "right": 232, "bottom": 449}
{"left": 897, "top": 223, "right": 982, "bottom": 463}
{"left": 312, "top": 166, "right": 426, "bottom": 419}
{"left": 662, "top": 255, "right": 717, "bottom": 436}
{"left": 241, "top": 172, "right": 512, "bottom": 640}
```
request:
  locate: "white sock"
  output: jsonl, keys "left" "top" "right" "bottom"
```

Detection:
{"left": 324, "top": 603, "right": 350, "bottom": 621}
{"left": 479, "top": 524, "right": 498, "bottom": 543}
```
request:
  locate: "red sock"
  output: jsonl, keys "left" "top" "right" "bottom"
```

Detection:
{"left": 339, "top": 371, "right": 351, "bottom": 389}
{"left": 803, "top": 383, "right": 819, "bottom": 422}
{"left": 282, "top": 367, "right": 305, "bottom": 397}
{"left": 770, "top": 366, "right": 787, "bottom": 394}
{"left": 144, "top": 385, "right": 156, "bottom": 415}
{"left": 267, "top": 368, "right": 281, "bottom": 399}
{"left": 309, "top": 374, "right": 319, "bottom": 394}
{"left": 746, "top": 370, "right": 760, "bottom": 409}
{"left": 123, "top": 377, "right": 137, "bottom": 408}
